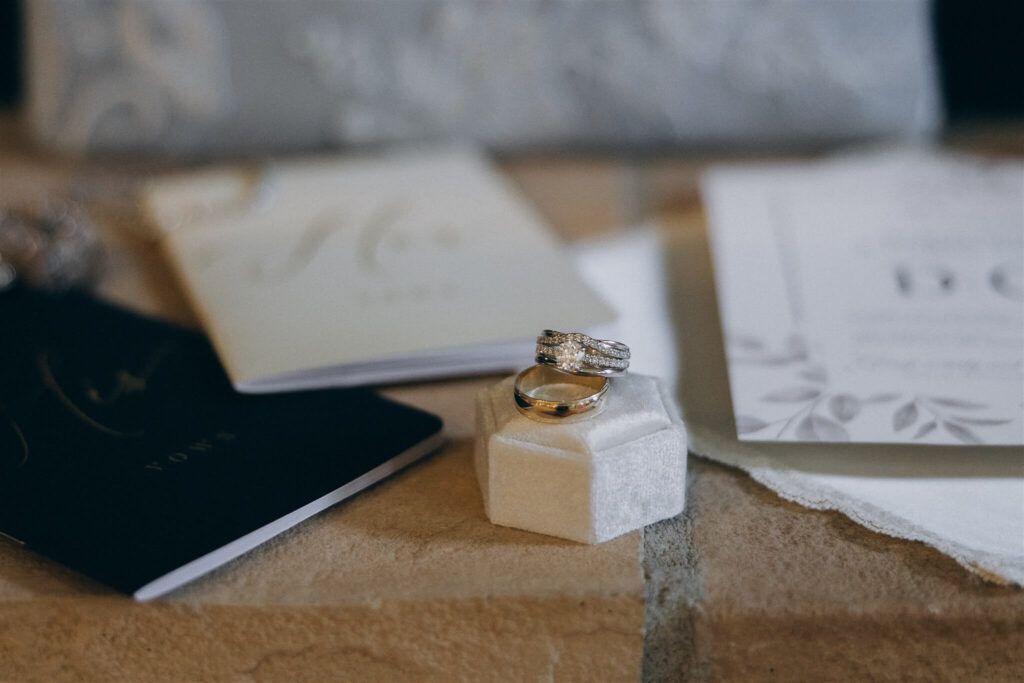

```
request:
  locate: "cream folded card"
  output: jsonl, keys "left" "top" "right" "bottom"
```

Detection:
{"left": 703, "top": 150, "right": 1024, "bottom": 445}
{"left": 144, "top": 149, "right": 615, "bottom": 391}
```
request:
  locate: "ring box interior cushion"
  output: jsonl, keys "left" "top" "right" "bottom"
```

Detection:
{"left": 475, "top": 373, "right": 687, "bottom": 544}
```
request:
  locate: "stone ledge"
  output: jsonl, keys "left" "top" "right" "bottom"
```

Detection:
{"left": 0, "top": 595, "right": 642, "bottom": 682}
{"left": 1, "top": 443, "right": 645, "bottom": 682}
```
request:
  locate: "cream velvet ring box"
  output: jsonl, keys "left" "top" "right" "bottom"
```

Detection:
{"left": 475, "top": 373, "right": 687, "bottom": 544}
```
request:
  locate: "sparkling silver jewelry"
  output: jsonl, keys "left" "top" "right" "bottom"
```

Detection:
{"left": 0, "top": 200, "right": 104, "bottom": 291}
{"left": 535, "top": 329, "right": 630, "bottom": 376}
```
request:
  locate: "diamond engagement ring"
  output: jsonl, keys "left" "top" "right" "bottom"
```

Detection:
{"left": 514, "top": 364, "right": 609, "bottom": 421}
{"left": 535, "top": 330, "right": 630, "bottom": 376}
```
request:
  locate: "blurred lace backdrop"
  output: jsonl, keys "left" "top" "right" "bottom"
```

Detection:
{"left": 7, "top": 1, "right": 1023, "bottom": 154}
{"left": 19, "top": 0, "right": 941, "bottom": 154}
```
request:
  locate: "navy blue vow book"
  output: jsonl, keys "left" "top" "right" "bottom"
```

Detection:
{"left": 0, "top": 288, "right": 443, "bottom": 600}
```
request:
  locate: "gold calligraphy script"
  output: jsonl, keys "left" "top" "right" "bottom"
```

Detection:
{"left": 38, "top": 343, "right": 174, "bottom": 438}
{"left": 191, "top": 198, "right": 464, "bottom": 291}
{"left": 6, "top": 345, "right": 224, "bottom": 473}
{"left": 0, "top": 410, "right": 29, "bottom": 468}
{"left": 144, "top": 431, "right": 235, "bottom": 473}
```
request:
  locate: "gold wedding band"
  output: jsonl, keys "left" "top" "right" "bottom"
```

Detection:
{"left": 513, "top": 364, "right": 609, "bottom": 422}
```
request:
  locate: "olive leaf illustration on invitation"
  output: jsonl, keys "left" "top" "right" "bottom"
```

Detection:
{"left": 728, "top": 335, "right": 1018, "bottom": 444}
{"left": 704, "top": 151, "right": 1024, "bottom": 445}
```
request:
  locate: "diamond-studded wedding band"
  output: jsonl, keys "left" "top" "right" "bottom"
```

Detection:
{"left": 514, "top": 364, "right": 609, "bottom": 422}
{"left": 535, "top": 330, "right": 630, "bottom": 376}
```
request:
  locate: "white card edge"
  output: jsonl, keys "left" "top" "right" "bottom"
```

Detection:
{"left": 132, "top": 431, "right": 445, "bottom": 602}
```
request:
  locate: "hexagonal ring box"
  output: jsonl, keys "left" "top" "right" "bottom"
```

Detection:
{"left": 474, "top": 373, "right": 687, "bottom": 543}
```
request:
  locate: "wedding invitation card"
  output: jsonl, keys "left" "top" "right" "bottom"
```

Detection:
{"left": 144, "top": 148, "right": 615, "bottom": 391}
{"left": 703, "top": 150, "right": 1023, "bottom": 445}
{"left": 0, "top": 288, "right": 443, "bottom": 600}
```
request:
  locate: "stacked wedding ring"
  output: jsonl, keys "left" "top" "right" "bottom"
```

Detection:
{"left": 514, "top": 330, "right": 631, "bottom": 422}
{"left": 535, "top": 329, "right": 630, "bottom": 376}
{"left": 514, "top": 365, "right": 609, "bottom": 422}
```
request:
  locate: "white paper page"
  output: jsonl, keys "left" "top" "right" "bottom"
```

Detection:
{"left": 570, "top": 227, "right": 679, "bottom": 393}
{"left": 145, "top": 149, "right": 615, "bottom": 389}
{"left": 704, "top": 150, "right": 1024, "bottom": 445}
